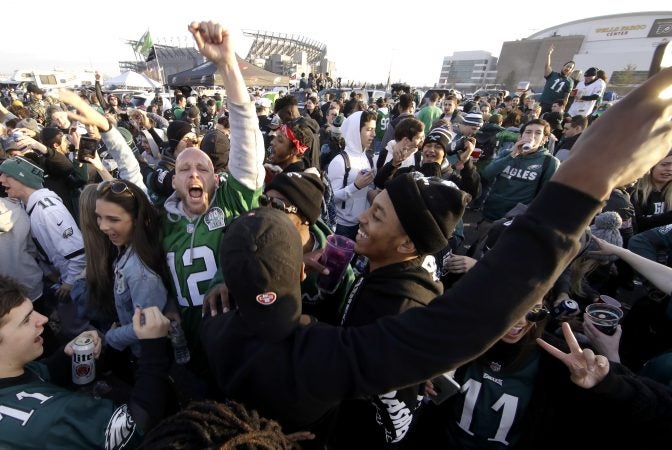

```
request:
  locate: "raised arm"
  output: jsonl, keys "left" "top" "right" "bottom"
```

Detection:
{"left": 545, "top": 45, "right": 554, "bottom": 78}
{"left": 189, "top": 21, "right": 264, "bottom": 190}
{"left": 57, "top": 90, "right": 147, "bottom": 193}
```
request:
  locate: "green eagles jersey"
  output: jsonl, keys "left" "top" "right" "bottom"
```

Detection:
{"left": 163, "top": 173, "right": 260, "bottom": 354}
{"left": 446, "top": 353, "right": 540, "bottom": 449}
{"left": 540, "top": 72, "right": 573, "bottom": 105}
{"left": 375, "top": 109, "right": 390, "bottom": 139}
{"left": 0, "top": 362, "right": 141, "bottom": 450}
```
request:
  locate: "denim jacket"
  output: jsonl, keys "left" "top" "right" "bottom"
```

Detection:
{"left": 105, "top": 246, "right": 167, "bottom": 356}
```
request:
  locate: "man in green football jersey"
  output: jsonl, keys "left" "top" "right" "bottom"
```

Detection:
{"left": 162, "top": 21, "right": 266, "bottom": 351}
{"left": 0, "top": 275, "right": 172, "bottom": 450}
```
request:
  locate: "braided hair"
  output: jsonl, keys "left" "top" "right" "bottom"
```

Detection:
{"left": 139, "top": 400, "right": 292, "bottom": 450}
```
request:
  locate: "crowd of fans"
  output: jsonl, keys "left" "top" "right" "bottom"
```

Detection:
{"left": 0, "top": 19, "right": 671, "bottom": 449}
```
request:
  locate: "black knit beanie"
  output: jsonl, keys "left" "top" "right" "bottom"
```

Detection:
{"left": 385, "top": 172, "right": 467, "bottom": 254}
{"left": 167, "top": 120, "right": 192, "bottom": 151}
{"left": 265, "top": 172, "right": 325, "bottom": 225}
{"left": 423, "top": 127, "right": 453, "bottom": 152}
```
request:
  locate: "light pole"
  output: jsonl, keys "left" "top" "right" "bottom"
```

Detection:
{"left": 386, "top": 48, "right": 397, "bottom": 92}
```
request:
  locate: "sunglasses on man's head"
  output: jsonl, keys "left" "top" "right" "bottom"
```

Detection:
{"left": 526, "top": 305, "right": 550, "bottom": 322}
{"left": 259, "top": 194, "right": 298, "bottom": 215}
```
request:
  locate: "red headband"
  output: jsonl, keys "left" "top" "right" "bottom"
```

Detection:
{"left": 279, "top": 124, "right": 309, "bottom": 155}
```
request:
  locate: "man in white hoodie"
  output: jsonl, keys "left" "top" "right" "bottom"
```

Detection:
{"left": 327, "top": 111, "right": 377, "bottom": 240}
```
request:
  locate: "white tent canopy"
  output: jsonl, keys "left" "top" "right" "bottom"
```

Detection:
{"left": 104, "top": 71, "right": 161, "bottom": 90}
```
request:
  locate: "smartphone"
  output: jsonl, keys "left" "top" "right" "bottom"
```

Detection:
{"left": 649, "top": 42, "right": 672, "bottom": 77}
{"left": 430, "top": 370, "right": 461, "bottom": 405}
{"left": 77, "top": 136, "right": 99, "bottom": 162}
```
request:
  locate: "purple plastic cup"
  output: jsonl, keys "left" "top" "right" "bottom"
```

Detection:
{"left": 317, "top": 235, "right": 356, "bottom": 294}
{"left": 585, "top": 303, "right": 623, "bottom": 336}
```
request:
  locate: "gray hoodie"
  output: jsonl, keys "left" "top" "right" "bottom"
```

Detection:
{"left": 0, "top": 198, "right": 43, "bottom": 300}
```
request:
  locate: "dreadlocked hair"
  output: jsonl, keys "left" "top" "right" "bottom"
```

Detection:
{"left": 138, "top": 400, "right": 292, "bottom": 450}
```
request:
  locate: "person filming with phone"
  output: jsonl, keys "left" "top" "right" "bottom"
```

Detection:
{"left": 327, "top": 111, "right": 377, "bottom": 240}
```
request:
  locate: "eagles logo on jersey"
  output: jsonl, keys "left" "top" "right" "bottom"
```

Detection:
{"left": 104, "top": 405, "right": 136, "bottom": 450}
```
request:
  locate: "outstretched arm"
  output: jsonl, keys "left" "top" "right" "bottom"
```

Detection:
{"left": 545, "top": 45, "right": 554, "bottom": 78}
{"left": 320, "top": 69, "right": 672, "bottom": 398}
{"left": 57, "top": 90, "right": 147, "bottom": 193}
{"left": 589, "top": 235, "right": 672, "bottom": 295}
{"left": 189, "top": 21, "right": 264, "bottom": 190}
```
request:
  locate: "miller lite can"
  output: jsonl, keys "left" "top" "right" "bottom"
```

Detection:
{"left": 552, "top": 299, "right": 579, "bottom": 319}
{"left": 72, "top": 336, "right": 96, "bottom": 385}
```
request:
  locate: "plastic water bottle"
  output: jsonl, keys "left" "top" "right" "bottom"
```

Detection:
{"left": 168, "top": 321, "right": 191, "bottom": 364}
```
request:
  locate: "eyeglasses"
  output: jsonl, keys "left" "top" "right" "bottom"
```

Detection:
{"left": 525, "top": 305, "right": 550, "bottom": 322}
{"left": 97, "top": 180, "right": 135, "bottom": 199}
{"left": 259, "top": 194, "right": 298, "bottom": 215}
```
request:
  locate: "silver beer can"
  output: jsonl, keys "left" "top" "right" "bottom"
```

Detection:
{"left": 72, "top": 336, "right": 96, "bottom": 385}
{"left": 552, "top": 299, "right": 579, "bottom": 318}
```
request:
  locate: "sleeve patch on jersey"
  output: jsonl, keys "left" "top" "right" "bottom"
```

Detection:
{"left": 204, "top": 207, "right": 226, "bottom": 230}
{"left": 105, "top": 405, "right": 136, "bottom": 450}
{"left": 62, "top": 227, "right": 74, "bottom": 239}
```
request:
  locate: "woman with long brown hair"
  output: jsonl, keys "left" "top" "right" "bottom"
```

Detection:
{"left": 80, "top": 179, "right": 170, "bottom": 357}
{"left": 631, "top": 152, "right": 672, "bottom": 233}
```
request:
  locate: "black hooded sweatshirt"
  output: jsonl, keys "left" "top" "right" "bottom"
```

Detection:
{"left": 332, "top": 257, "right": 443, "bottom": 448}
